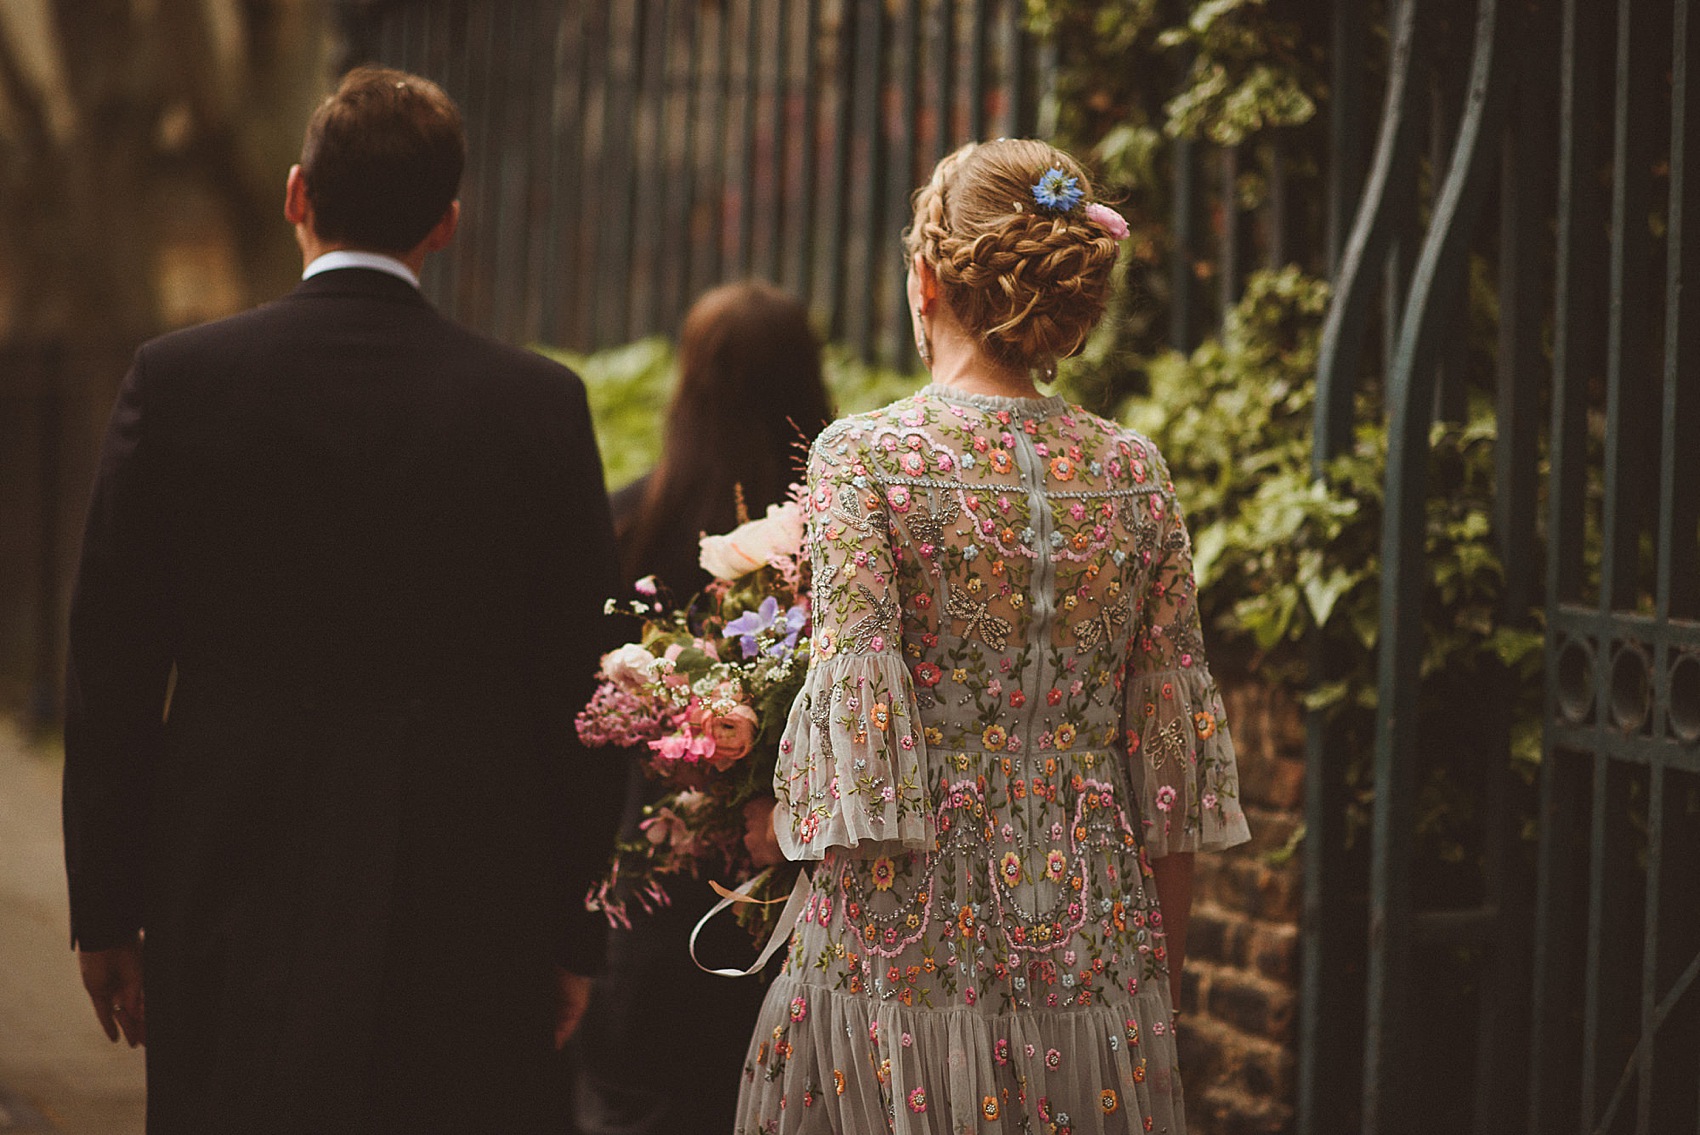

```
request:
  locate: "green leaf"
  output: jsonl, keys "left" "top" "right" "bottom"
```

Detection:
{"left": 1192, "top": 522, "right": 1230, "bottom": 586}
{"left": 1486, "top": 626, "right": 1545, "bottom": 670}
{"left": 1301, "top": 679, "right": 1349, "bottom": 711}
{"left": 671, "top": 646, "right": 715, "bottom": 678}
{"left": 1301, "top": 566, "right": 1359, "bottom": 628}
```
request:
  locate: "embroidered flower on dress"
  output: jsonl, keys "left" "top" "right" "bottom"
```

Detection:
{"left": 871, "top": 857, "right": 896, "bottom": 891}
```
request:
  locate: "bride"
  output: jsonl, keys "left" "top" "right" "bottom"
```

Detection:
{"left": 736, "top": 138, "right": 1250, "bottom": 1134}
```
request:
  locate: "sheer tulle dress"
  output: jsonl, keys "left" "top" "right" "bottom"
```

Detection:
{"left": 734, "top": 385, "right": 1250, "bottom": 1135}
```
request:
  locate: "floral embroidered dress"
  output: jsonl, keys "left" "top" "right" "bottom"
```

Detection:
{"left": 735, "top": 385, "right": 1250, "bottom": 1135}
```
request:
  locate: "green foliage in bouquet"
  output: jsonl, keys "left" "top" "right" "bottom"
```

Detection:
{"left": 1117, "top": 267, "right": 1543, "bottom": 861}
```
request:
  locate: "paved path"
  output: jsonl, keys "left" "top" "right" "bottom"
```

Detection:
{"left": 0, "top": 719, "right": 145, "bottom": 1134}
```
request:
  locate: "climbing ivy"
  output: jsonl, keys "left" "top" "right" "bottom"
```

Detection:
{"left": 1114, "top": 267, "right": 1544, "bottom": 860}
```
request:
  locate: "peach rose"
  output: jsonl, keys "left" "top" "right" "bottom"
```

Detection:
{"left": 701, "top": 704, "right": 759, "bottom": 770}
{"left": 698, "top": 502, "right": 807, "bottom": 580}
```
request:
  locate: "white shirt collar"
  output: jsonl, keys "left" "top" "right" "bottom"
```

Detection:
{"left": 302, "top": 250, "right": 420, "bottom": 289}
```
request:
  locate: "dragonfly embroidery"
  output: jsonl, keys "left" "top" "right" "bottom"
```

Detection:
{"left": 902, "top": 487, "right": 962, "bottom": 547}
{"left": 1146, "top": 718, "right": 1188, "bottom": 770}
{"left": 1073, "top": 602, "right": 1130, "bottom": 651}
{"left": 947, "top": 590, "right": 1012, "bottom": 652}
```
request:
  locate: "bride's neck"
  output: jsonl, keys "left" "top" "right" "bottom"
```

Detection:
{"left": 924, "top": 309, "right": 1043, "bottom": 399}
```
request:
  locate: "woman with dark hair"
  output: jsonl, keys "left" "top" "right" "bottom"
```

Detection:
{"left": 570, "top": 280, "right": 831, "bottom": 1135}
{"left": 612, "top": 281, "right": 833, "bottom": 596}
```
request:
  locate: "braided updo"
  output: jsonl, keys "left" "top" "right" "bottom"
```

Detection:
{"left": 904, "top": 139, "right": 1121, "bottom": 373}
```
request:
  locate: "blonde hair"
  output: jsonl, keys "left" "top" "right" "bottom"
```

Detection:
{"left": 904, "top": 139, "right": 1120, "bottom": 372}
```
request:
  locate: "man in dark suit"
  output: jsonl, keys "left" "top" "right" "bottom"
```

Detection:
{"left": 62, "top": 66, "right": 621, "bottom": 1134}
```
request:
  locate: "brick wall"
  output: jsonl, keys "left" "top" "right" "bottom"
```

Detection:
{"left": 1177, "top": 673, "right": 1305, "bottom": 1135}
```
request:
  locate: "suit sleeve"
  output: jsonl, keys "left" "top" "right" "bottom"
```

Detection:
{"left": 536, "top": 373, "right": 624, "bottom": 974}
{"left": 62, "top": 350, "right": 177, "bottom": 951}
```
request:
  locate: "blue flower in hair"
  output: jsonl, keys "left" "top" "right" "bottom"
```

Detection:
{"left": 1031, "top": 168, "right": 1083, "bottom": 213}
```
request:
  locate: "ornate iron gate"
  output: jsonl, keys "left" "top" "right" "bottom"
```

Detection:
{"left": 1530, "top": 0, "right": 1700, "bottom": 1129}
{"left": 1306, "top": 0, "right": 1700, "bottom": 1131}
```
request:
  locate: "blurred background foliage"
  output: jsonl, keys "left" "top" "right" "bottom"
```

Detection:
{"left": 535, "top": 340, "right": 920, "bottom": 494}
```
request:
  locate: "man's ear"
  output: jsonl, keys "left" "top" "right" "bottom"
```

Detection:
{"left": 422, "top": 200, "right": 460, "bottom": 254}
{"left": 284, "top": 165, "right": 310, "bottom": 226}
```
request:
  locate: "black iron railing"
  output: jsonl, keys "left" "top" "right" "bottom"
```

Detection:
{"left": 340, "top": 0, "right": 1047, "bottom": 365}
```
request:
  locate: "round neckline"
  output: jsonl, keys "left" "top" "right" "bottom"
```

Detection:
{"left": 920, "top": 382, "right": 1068, "bottom": 417}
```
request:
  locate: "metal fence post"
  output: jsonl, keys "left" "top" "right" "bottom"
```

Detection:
{"left": 1364, "top": 0, "right": 1516, "bottom": 1126}
{"left": 1301, "top": 4, "right": 1419, "bottom": 1130}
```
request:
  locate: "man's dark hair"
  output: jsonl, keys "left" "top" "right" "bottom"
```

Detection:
{"left": 300, "top": 66, "right": 465, "bottom": 253}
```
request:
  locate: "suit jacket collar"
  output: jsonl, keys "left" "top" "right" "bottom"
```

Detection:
{"left": 288, "top": 266, "right": 433, "bottom": 308}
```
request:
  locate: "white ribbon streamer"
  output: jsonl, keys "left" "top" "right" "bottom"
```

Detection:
{"left": 689, "top": 866, "right": 811, "bottom": 978}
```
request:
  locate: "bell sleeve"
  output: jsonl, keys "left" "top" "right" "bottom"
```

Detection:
{"left": 773, "top": 422, "right": 934, "bottom": 860}
{"left": 1122, "top": 458, "right": 1251, "bottom": 859}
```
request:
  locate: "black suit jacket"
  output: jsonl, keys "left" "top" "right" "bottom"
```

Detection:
{"left": 63, "top": 267, "right": 622, "bottom": 1134}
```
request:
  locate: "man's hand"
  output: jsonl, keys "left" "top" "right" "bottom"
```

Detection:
{"left": 742, "top": 796, "right": 783, "bottom": 869}
{"left": 553, "top": 967, "right": 592, "bottom": 1050}
{"left": 79, "top": 936, "right": 145, "bottom": 1048}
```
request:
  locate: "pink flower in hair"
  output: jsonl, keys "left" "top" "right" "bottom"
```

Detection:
{"left": 1084, "top": 202, "right": 1129, "bottom": 240}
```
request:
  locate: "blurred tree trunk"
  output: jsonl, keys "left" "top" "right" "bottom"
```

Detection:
{"left": 0, "top": 0, "right": 334, "bottom": 718}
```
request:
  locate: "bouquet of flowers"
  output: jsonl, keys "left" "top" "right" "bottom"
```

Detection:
{"left": 576, "top": 492, "right": 810, "bottom": 944}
